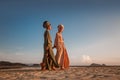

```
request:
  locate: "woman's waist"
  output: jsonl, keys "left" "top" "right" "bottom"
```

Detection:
{"left": 56, "top": 42, "right": 65, "bottom": 46}
{"left": 57, "top": 41, "right": 64, "bottom": 43}
{"left": 44, "top": 43, "right": 52, "bottom": 46}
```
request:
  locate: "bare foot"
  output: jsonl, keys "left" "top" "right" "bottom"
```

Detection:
{"left": 40, "top": 66, "right": 46, "bottom": 71}
{"left": 40, "top": 63, "right": 46, "bottom": 71}
{"left": 52, "top": 67, "right": 56, "bottom": 71}
{"left": 60, "top": 67, "right": 65, "bottom": 70}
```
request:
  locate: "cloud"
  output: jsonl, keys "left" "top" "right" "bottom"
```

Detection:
{"left": 82, "top": 55, "right": 92, "bottom": 64}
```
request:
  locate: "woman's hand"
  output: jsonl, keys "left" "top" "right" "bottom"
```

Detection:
{"left": 52, "top": 46, "right": 56, "bottom": 49}
{"left": 45, "top": 53, "right": 48, "bottom": 57}
{"left": 46, "top": 46, "right": 49, "bottom": 50}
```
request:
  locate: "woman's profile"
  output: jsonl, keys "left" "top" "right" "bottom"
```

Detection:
{"left": 40, "top": 21, "right": 59, "bottom": 71}
{"left": 53, "top": 24, "right": 69, "bottom": 70}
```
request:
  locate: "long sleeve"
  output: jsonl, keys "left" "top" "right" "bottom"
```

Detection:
{"left": 54, "top": 33, "right": 58, "bottom": 47}
{"left": 44, "top": 30, "right": 52, "bottom": 49}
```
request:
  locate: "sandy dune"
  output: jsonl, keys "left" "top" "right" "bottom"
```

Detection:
{"left": 0, "top": 66, "right": 120, "bottom": 80}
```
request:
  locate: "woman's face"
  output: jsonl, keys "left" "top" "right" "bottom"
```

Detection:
{"left": 58, "top": 26, "right": 64, "bottom": 32}
{"left": 46, "top": 22, "right": 52, "bottom": 30}
{"left": 48, "top": 25, "right": 52, "bottom": 30}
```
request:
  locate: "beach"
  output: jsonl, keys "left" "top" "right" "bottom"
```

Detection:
{"left": 0, "top": 66, "right": 120, "bottom": 80}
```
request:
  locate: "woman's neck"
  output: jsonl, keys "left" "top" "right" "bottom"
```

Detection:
{"left": 46, "top": 29, "right": 49, "bottom": 31}
{"left": 58, "top": 31, "right": 62, "bottom": 34}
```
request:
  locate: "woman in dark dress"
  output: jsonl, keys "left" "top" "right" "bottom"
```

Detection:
{"left": 40, "top": 21, "right": 59, "bottom": 70}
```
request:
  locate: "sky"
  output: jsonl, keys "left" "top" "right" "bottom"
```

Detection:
{"left": 0, "top": 0, "right": 120, "bottom": 65}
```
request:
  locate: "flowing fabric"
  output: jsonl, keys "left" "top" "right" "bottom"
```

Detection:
{"left": 42, "top": 30, "right": 59, "bottom": 70}
{"left": 54, "top": 32, "right": 69, "bottom": 69}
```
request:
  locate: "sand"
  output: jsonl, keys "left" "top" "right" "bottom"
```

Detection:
{"left": 0, "top": 66, "right": 120, "bottom": 80}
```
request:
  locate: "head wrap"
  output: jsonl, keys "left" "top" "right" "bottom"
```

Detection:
{"left": 58, "top": 24, "right": 64, "bottom": 29}
{"left": 43, "top": 21, "right": 51, "bottom": 28}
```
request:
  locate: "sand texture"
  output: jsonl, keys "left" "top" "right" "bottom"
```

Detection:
{"left": 0, "top": 66, "right": 120, "bottom": 80}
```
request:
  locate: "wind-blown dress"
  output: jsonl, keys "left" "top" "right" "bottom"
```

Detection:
{"left": 42, "top": 30, "right": 59, "bottom": 70}
{"left": 54, "top": 32, "right": 69, "bottom": 69}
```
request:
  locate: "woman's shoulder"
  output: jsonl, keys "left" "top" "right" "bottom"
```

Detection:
{"left": 45, "top": 30, "right": 49, "bottom": 33}
{"left": 56, "top": 32, "right": 62, "bottom": 38}
{"left": 56, "top": 32, "right": 60, "bottom": 36}
{"left": 56, "top": 32, "right": 61, "bottom": 35}
{"left": 44, "top": 30, "right": 50, "bottom": 36}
